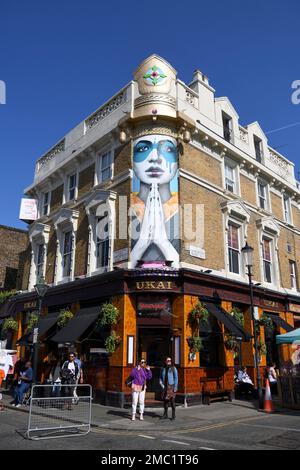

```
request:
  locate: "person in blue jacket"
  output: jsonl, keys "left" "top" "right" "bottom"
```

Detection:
{"left": 159, "top": 357, "right": 178, "bottom": 420}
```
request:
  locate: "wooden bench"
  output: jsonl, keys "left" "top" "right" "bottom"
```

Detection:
{"left": 201, "top": 377, "right": 233, "bottom": 405}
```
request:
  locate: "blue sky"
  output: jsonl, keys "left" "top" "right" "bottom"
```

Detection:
{"left": 1, "top": 0, "right": 300, "bottom": 229}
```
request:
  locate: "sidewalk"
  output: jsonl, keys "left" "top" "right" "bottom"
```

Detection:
{"left": 2, "top": 391, "right": 291, "bottom": 432}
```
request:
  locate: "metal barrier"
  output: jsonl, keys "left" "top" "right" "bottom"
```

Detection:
{"left": 26, "top": 384, "right": 92, "bottom": 440}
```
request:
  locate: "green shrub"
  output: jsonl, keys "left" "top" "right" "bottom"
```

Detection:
{"left": 105, "top": 332, "right": 121, "bottom": 354}
{"left": 187, "top": 335, "right": 203, "bottom": 352}
{"left": 2, "top": 317, "right": 18, "bottom": 332}
{"left": 57, "top": 309, "right": 74, "bottom": 328}
{"left": 99, "top": 303, "right": 119, "bottom": 327}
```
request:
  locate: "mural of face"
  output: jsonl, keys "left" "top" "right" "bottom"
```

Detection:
{"left": 133, "top": 135, "right": 178, "bottom": 186}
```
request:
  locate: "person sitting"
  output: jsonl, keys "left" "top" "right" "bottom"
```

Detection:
{"left": 12, "top": 361, "right": 33, "bottom": 407}
{"left": 237, "top": 367, "right": 254, "bottom": 398}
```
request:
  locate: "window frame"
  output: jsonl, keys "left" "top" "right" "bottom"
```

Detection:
{"left": 283, "top": 195, "right": 292, "bottom": 225}
{"left": 68, "top": 173, "right": 78, "bottom": 202}
{"left": 262, "top": 237, "right": 273, "bottom": 284}
{"left": 227, "top": 222, "right": 241, "bottom": 275}
{"left": 62, "top": 231, "right": 74, "bottom": 279}
{"left": 42, "top": 192, "right": 51, "bottom": 217}
{"left": 98, "top": 150, "right": 113, "bottom": 184}
{"left": 253, "top": 135, "right": 263, "bottom": 163}
{"left": 289, "top": 260, "right": 297, "bottom": 290}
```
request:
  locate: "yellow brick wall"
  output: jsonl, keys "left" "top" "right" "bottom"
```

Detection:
{"left": 180, "top": 143, "right": 223, "bottom": 187}
{"left": 240, "top": 174, "right": 257, "bottom": 207}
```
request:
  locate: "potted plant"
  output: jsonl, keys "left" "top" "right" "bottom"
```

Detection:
{"left": 99, "top": 303, "right": 119, "bottom": 327}
{"left": 188, "top": 301, "right": 209, "bottom": 328}
{"left": 2, "top": 317, "right": 18, "bottom": 333}
{"left": 26, "top": 311, "right": 39, "bottom": 332}
{"left": 57, "top": 309, "right": 74, "bottom": 328}
{"left": 187, "top": 335, "right": 203, "bottom": 353}
{"left": 105, "top": 331, "right": 121, "bottom": 354}
{"left": 230, "top": 307, "right": 244, "bottom": 327}
{"left": 224, "top": 334, "right": 240, "bottom": 357}
{"left": 259, "top": 314, "right": 274, "bottom": 331}
{"left": 257, "top": 340, "right": 267, "bottom": 356}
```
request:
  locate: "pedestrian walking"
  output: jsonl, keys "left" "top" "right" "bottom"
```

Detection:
{"left": 49, "top": 355, "right": 62, "bottom": 397}
{"left": 160, "top": 357, "right": 178, "bottom": 420}
{"left": 266, "top": 363, "right": 278, "bottom": 395}
{"left": 12, "top": 361, "right": 33, "bottom": 407}
{"left": 73, "top": 352, "right": 84, "bottom": 403}
{"left": 60, "top": 352, "right": 79, "bottom": 410}
{"left": 129, "top": 358, "right": 152, "bottom": 421}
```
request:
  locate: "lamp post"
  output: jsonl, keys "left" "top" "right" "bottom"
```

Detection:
{"left": 241, "top": 242, "right": 264, "bottom": 409}
{"left": 33, "top": 276, "right": 49, "bottom": 384}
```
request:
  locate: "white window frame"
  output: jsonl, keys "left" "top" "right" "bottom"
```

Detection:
{"left": 227, "top": 222, "right": 241, "bottom": 275}
{"left": 262, "top": 237, "right": 273, "bottom": 284}
{"left": 85, "top": 190, "right": 116, "bottom": 277}
{"left": 257, "top": 179, "right": 270, "bottom": 211}
{"left": 96, "top": 149, "right": 113, "bottom": 185}
{"left": 290, "top": 261, "right": 297, "bottom": 290}
{"left": 253, "top": 135, "right": 263, "bottom": 163}
{"left": 28, "top": 223, "right": 50, "bottom": 290}
{"left": 36, "top": 243, "right": 46, "bottom": 279}
{"left": 222, "top": 112, "right": 233, "bottom": 144}
{"left": 257, "top": 217, "right": 280, "bottom": 290}
{"left": 53, "top": 209, "right": 79, "bottom": 284}
{"left": 62, "top": 231, "right": 74, "bottom": 279}
{"left": 68, "top": 173, "right": 78, "bottom": 202}
{"left": 283, "top": 195, "right": 292, "bottom": 225}
{"left": 42, "top": 191, "right": 51, "bottom": 217}
{"left": 224, "top": 158, "right": 240, "bottom": 195}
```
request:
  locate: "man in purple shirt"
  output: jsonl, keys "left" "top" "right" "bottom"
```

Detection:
{"left": 12, "top": 361, "right": 33, "bottom": 407}
{"left": 130, "top": 358, "right": 152, "bottom": 421}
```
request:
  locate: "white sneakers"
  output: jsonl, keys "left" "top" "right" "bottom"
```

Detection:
{"left": 131, "top": 413, "right": 144, "bottom": 421}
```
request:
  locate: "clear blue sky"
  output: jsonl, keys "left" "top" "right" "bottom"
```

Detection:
{"left": 1, "top": 0, "right": 300, "bottom": 229}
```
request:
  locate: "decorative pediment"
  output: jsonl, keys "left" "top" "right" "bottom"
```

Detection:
{"left": 221, "top": 200, "right": 251, "bottom": 224}
{"left": 53, "top": 208, "right": 79, "bottom": 232}
{"left": 256, "top": 216, "right": 280, "bottom": 236}
{"left": 85, "top": 189, "right": 117, "bottom": 216}
{"left": 29, "top": 222, "right": 51, "bottom": 244}
{"left": 133, "top": 54, "right": 176, "bottom": 96}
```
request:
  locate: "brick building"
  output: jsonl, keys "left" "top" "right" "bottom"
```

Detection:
{"left": 8, "top": 54, "right": 300, "bottom": 405}
{"left": 0, "top": 225, "right": 28, "bottom": 291}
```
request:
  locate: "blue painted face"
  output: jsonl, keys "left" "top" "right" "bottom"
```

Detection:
{"left": 134, "top": 139, "right": 177, "bottom": 163}
{"left": 133, "top": 135, "right": 178, "bottom": 185}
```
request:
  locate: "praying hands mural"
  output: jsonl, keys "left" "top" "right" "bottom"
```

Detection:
{"left": 130, "top": 134, "right": 180, "bottom": 267}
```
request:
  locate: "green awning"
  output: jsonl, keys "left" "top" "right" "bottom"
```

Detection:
{"left": 276, "top": 327, "right": 300, "bottom": 345}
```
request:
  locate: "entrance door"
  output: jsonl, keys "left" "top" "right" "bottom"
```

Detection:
{"left": 138, "top": 327, "right": 171, "bottom": 393}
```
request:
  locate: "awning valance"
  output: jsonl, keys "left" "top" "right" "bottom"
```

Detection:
{"left": 204, "top": 302, "right": 251, "bottom": 341}
{"left": 16, "top": 312, "right": 59, "bottom": 346}
{"left": 50, "top": 307, "right": 100, "bottom": 344}
{"left": 276, "top": 327, "right": 300, "bottom": 345}
{"left": 265, "top": 313, "right": 294, "bottom": 332}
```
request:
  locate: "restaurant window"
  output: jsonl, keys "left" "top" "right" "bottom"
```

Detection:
{"left": 199, "top": 314, "right": 222, "bottom": 367}
{"left": 262, "top": 238, "right": 272, "bottom": 284}
{"left": 62, "top": 231, "right": 74, "bottom": 278}
{"left": 290, "top": 261, "right": 297, "bottom": 290}
{"left": 265, "top": 321, "right": 279, "bottom": 366}
{"left": 228, "top": 223, "right": 240, "bottom": 274}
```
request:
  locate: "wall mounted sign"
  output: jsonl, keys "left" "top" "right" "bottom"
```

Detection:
{"left": 19, "top": 198, "right": 38, "bottom": 222}
{"left": 289, "top": 303, "right": 300, "bottom": 314}
{"left": 137, "top": 296, "right": 170, "bottom": 311}
{"left": 135, "top": 281, "right": 174, "bottom": 291}
{"left": 189, "top": 246, "right": 206, "bottom": 260}
{"left": 263, "top": 300, "right": 279, "bottom": 309}
{"left": 23, "top": 301, "right": 37, "bottom": 310}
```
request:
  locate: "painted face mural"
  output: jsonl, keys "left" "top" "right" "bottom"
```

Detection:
{"left": 130, "top": 134, "right": 180, "bottom": 268}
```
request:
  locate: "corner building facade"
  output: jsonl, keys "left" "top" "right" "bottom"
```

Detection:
{"left": 11, "top": 55, "right": 300, "bottom": 405}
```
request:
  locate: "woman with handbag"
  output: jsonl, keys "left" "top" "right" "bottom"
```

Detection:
{"left": 129, "top": 358, "right": 152, "bottom": 421}
{"left": 160, "top": 357, "right": 178, "bottom": 420}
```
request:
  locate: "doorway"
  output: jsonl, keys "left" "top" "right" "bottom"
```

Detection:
{"left": 138, "top": 327, "right": 171, "bottom": 393}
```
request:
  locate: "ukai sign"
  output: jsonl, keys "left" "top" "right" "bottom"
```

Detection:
{"left": 135, "top": 281, "right": 175, "bottom": 291}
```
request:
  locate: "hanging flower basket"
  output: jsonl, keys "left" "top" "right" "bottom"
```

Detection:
{"left": 187, "top": 335, "right": 203, "bottom": 353}
{"left": 259, "top": 314, "right": 274, "bottom": 331}
{"left": 57, "top": 309, "right": 74, "bottom": 328}
{"left": 26, "top": 311, "right": 39, "bottom": 332}
{"left": 257, "top": 340, "right": 267, "bottom": 356}
{"left": 188, "top": 301, "right": 209, "bottom": 328}
{"left": 105, "top": 331, "right": 121, "bottom": 355}
{"left": 2, "top": 317, "right": 18, "bottom": 332}
{"left": 230, "top": 307, "right": 244, "bottom": 327}
{"left": 224, "top": 334, "right": 240, "bottom": 356}
{"left": 0, "top": 290, "right": 16, "bottom": 306}
{"left": 99, "top": 303, "right": 119, "bottom": 327}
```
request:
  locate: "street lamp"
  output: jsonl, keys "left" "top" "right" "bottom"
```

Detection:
{"left": 241, "top": 242, "right": 264, "bottom": 409}
{"left": 33, "top": 276, "right": 49, "bottom": 384}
